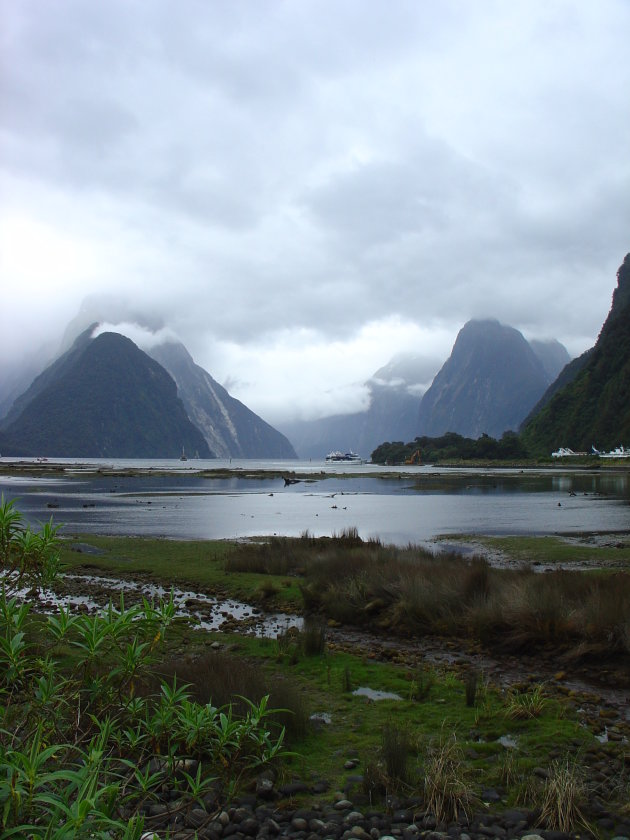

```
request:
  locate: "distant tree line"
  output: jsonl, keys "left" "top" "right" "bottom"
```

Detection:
{"left": 371, "top": 431, "right": 529, "bottom": 464}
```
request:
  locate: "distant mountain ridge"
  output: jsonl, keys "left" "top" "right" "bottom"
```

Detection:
{"left": 0, "top": 329, "right": 211, "bottom": 458}
{"left": 522, "top": 253, "right": 630, "bottom": 453}
{"left": 0, "top": 324, "right": 297, "bottom": 459}
{"left": 416, "top": 320, "right": 569, "bottom": 440}
{"left": 278, "top": 353, "right": 437, "bottom": 459}
{"left": 149, "top": 341, "right": 297, "bottom": 459}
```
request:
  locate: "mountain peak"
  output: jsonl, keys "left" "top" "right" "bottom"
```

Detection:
{"left": 0, "top": 330, "right": 211, "bottom": 458}
{"left": 417, "top": 319, "right": 553, "bottom": 439}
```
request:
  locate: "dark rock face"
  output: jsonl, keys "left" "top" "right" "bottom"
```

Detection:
{"left": 417, "top": 320, "right": 554, "bottom": 440}
{"left": 522, "top": 252, "right": 630, "bottom": 453}
{"left": 149, "top": 341, "right": 297, "bottom": 459}
{"left": 0, "top": 329, "right": 211, "bottom": 458}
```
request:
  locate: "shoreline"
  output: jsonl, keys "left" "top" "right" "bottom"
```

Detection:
{"left": 2, "top": 456, "right": 629, "bottom": 480}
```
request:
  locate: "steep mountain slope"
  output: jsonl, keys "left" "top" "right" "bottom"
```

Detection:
{"left": 277, "top": 353, "right": 435, "bottom": 459}
{"left": 522, "top": 253, "right": 630, "bottom": 453}
{"left": 417, "top": 320, "right": 555, "bottom": 439}
{"left": 529, "top": 339, "right": 571, "bottom": 381}
{"left": 149, "top": 342, "right": 297, "bottom": 459}
{"left": 0, "top": 325, "right": 97, "bottom": 431}
{"left": 0, "top": 329, "right": 211, "bottom": 458}
{"left": 521, "top": 348, "right": 594, "bottom": 427}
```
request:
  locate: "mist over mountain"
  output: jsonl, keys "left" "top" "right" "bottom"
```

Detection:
{"left": 0, "top": 329, "right": 211, "bottom": 458}
{"left": 416, "top": 320, "right": 564, "bottom": 440}
{"left": 522, "top": 253, "right": 630, "bottom": 453}
{"left": 149, "top": 341, "right": 297, "bottom": 459}
{"left": 528, "top": 339, "right": 571, "bottom": 382}
{"left": 278, "top": 353, "right": 438, "bottom": 459}
{"left": 0, "top": 315, "right": 298, "bottom": 459}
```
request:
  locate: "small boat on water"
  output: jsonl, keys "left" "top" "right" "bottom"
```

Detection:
{"left": 180, "top": 447, "right": 188, "bottom": 462}
{"left": 325, "top": 450, "right": 364, "bottom": 463}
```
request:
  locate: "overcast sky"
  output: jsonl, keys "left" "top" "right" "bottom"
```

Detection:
{"left": 1, "top": 0, "right": 629, "bottom": 424}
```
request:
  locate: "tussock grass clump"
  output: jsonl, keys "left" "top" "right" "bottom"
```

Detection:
{"left": 423, "top": 733, "right": 478, "bottom": 825}
{"left": 504, "top": 683, "right": 547, "bottom": 719}
{"left": 294, "top": 535, "right": 630, "bottom": 659}
{"left": 330, "top": 526, "right": 365, "bottom": 547}
{"left": 538, "top": 758, "right": 588, "bottom": 832}
{"left": 463, "top": 669, "right": 479, "bottom": 707}
{"left": 363, "top": 760, "right": 389, "bottom": 802}
{"left": 224, "top": 537, "right": 302, "bottom": 575}
{"left": 257, "top": 579, "right": 280, "bottom": 599}
{"left": 409, "top": 664, "right": 435, "bottom": 701}
{"left": 302, "top": 617, "right": 327, "bottom": 656}
{"left": 363, "top": 724, "right": 413, "bottom": 800}
{"left": 497, "top": 749, "right": 520, "bottom": 789}
{"left": 274, "top": 619, "right": 326, "bottom": 660}
{"left": 381, "top": 723, "right": 412, "bottom": 786}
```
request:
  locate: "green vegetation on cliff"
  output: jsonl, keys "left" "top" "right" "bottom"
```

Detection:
{"left": 521, "top": 253, "right": 630, "bottom": 455}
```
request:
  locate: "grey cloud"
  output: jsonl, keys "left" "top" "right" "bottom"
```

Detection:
{"left": 0, "top": 0, "right": 629, "bottom": 422}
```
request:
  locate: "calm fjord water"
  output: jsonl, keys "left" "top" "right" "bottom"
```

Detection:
{"left": 0, "top": 458, "right": 628, "bottom": 545}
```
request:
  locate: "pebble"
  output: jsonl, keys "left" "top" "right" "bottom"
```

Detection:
{"left": 334, "top": 799, "right": 354, "bottom": 810}
{"left": 133, "top": 792, "right": 628, "bottom": 840}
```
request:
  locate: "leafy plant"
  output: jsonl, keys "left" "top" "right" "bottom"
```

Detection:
{"left": 0, "top": 501, "right": 289, "bottom": 838}
{"left": 0, "top": 494, "right": 62, "bottom": 594}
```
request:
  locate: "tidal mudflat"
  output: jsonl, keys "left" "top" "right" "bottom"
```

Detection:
{"left": 1, "top": 458, "right": 628, "bottom": 546}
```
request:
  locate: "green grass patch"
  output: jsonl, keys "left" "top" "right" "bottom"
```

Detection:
{"left": 58, "top": 534, "right": 304, "bottom": 608}
{"left": 448, "top": 534, "right": 630, "bottom": 569}
{"left": 209, "top": 631, "right": 597, "bottom": 804}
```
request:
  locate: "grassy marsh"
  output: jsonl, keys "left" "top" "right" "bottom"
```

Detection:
{"left": 18, "top": 527, "right": 630, "bottom": 827}
{"left": 142, "top": 625, "right": 626, "bottom": 821}
{"left": 60, "top": 530, "right": 630, "bottom": 661}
